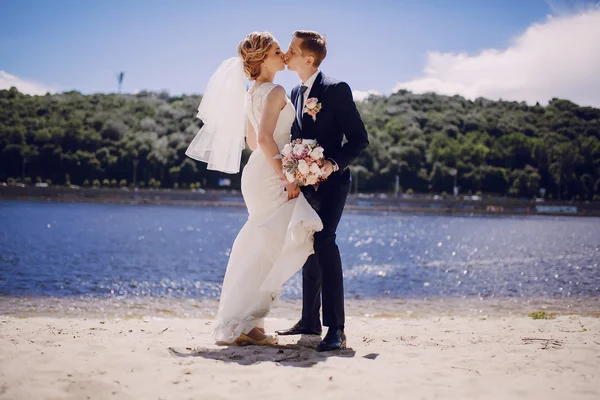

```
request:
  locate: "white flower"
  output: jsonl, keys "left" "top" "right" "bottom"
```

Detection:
{"left": 306, "top": 174, "right": 319, "bottom": 185}
{"left": 309, "top": 162, "right": 321, "bottom": 174}
{"left": 285, "top": 172, "right": 295, "bottom": 183}
{"left": 293, "top": 144, "right": 306, "bottom": 156}
{"left": 297, "top": 160, "right": 310, "bottom": 175}
{"left": 282, "top": 143, "right": 293, "bottom": 156}
{"left": 302, "top": 139, "right": 316, "bottom": 146}
{"left": 305, "top": 98, "right": 318, "bottom": 109}
{"left": 309, "top": 147, "right": 324, "bottom": 160}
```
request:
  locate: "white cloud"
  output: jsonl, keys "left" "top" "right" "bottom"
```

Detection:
{"left": 353, "top": 89, "right": 381, "bottom": 102}
{"left": 394, "top": 9, "right": 600, "bottom": 107}
{"left": 546, "top": 0, "right": 600, "bottom": 16}
{"left": 0, "top": 71, "right": 58, "bottom": 95}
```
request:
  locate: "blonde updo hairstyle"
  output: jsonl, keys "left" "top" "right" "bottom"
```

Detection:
{"left": 237, "top": 32, "right": 276, "bottom": 80}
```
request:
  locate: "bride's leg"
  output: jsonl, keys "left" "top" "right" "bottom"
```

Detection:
{"left": 256, "top": 319, "right": 265, "bottom": 333}
{"left": 243, "top": 327, "right": 267, "bottom": 341}
{"left": 238, "top": 318, "right": 267, "bottom": 341}
{"left": 239, "top": 318, "right": 268, "bottom": 340}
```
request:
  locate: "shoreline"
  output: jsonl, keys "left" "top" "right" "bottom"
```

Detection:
{"left": 3, "top": 185, "right": 600, "bottom": 217}
{"left": 2, "top": 194, "right": 600, "bottom": 218}
{"left": 2, "top": 296, "right": 600, "bottom": 319}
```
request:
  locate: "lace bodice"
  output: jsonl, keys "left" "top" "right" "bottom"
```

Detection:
{"left": 246, "top": 83, "right": 295, "bottom": 149}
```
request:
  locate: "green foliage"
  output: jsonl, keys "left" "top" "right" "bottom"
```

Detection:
{"left": 528, "top": 311, "right": 555, "bottom": 320}
{"left": 1, "top": 87, "right": 598, "bottom": 198}
{"left": 0, "top": 88, "right": 205, "bottom": 188}
{"left": 355, "top": 90, "right": 599, "bottom": 198}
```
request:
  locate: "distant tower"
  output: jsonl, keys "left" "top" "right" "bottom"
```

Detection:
{"left": 117, "top": 72, "right": 125, "bottom": 93}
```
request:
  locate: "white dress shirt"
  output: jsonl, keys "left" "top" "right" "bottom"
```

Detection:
{"left": 301, "top": 69, "right": 320, "bottom": 104}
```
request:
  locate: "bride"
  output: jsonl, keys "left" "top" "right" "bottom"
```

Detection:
{"left": 186, "top": 32, "right": 323, "bottom": 346}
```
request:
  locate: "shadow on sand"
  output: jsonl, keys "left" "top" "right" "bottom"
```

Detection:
{"left": 168, "top": 335, "right": 361, "bottom": 368}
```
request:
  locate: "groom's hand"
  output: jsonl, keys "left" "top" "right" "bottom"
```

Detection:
{"left": 322, "top": 160, "right": 335, "bottom": 178}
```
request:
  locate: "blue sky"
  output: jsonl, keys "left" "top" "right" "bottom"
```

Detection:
{"left": 1, "top": 0, "right": 599, "bottom": 105}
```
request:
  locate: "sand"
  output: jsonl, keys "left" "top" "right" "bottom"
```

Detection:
{"left": 1, "top": 307, "right": 599, "bottom": 400}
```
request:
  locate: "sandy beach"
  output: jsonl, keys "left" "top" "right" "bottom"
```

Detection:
{"left": 1, "top": 303, "right": 599, "bottom": 400}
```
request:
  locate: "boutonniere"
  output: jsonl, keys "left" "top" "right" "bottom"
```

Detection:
{"left": 303, "top": 97, "right": 323, "bottom": 121}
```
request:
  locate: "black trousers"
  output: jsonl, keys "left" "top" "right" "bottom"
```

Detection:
{"left": 300, "top": 171, "right": 351, "bottom": 330}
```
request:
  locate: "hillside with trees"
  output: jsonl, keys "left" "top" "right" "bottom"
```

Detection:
{"left": 1, "top": 87, "right": 599, "bottom": 200}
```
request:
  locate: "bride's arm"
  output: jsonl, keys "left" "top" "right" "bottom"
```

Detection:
{"left": 257, "top": 86, "right": 287, "bottom": 175}
{"left": 246, "top": 118, "right": 258, "bottom": 151}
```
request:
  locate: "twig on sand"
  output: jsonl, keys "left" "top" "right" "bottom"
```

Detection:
{"left": 451, "top": 366, "right": 480, "bottom": 375}
{"left": 274, "top": 352, "right": 304, "bottom": 362}
{"left": 159, "top": 327, "right": 169, "bottom": 334}
{"left": 521, "top": 337, "right": 563, "bottom": 349}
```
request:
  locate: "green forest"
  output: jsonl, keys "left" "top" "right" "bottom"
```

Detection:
{"left": 1, "top": 86, "right": 599, "bottom": 200}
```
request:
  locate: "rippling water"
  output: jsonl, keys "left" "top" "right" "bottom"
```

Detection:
{"left": 1, "top": 200, "right": 599, "bottom": 306}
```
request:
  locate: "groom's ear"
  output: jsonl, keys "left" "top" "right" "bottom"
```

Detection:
{"left": 305, "top": 55, "right": 315, "bottom": 66}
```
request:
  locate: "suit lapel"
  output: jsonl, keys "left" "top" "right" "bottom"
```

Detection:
{"left": 302, "top": 71, "right": 324, "bottom": 130}
{"left": 307, "top": 71, "right": 323, "bottom": 99}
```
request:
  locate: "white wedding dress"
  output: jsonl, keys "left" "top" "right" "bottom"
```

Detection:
{"left": 213, "top": 83, "right": 323, "bottom": 344}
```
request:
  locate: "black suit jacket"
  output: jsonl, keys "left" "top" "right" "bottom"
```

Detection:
{"left": 291, "top": 72, "right": 369, "bottom": 177}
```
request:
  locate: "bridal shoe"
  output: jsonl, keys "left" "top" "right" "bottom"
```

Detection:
{"left": 234, "top": 332, "right": 279, "bottom": 346}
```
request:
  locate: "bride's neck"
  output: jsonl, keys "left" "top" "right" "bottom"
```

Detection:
{"left": 255, "top": 78, "right": 273, "bottom": 85}
{"left": 256, "top": 71, "right": 275, "bottom": 85}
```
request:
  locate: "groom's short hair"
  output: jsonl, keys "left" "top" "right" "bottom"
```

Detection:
{"left": 293, "top": 30, "right": 327, "bottom": 67}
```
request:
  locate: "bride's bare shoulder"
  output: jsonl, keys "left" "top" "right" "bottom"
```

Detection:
{"left": 267, "top": 84, "right": 285, "bottom": 96}
{"left": 263, "top": 85, "right": 286, "bottom": 110}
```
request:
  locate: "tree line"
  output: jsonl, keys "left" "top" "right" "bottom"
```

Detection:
{"left": 1, "top": 86, "right": 599, "bottom": 200}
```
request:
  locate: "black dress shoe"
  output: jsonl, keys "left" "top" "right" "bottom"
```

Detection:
{"left": 317, "top": 327, "right": 346, "bottom": 352}
{"left": 275, "top": 321, "right": 322, "bottom": 336}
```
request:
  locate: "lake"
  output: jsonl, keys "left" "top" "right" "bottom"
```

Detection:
{"left": 1, "top": 200, "right": 599, "bottom": 315}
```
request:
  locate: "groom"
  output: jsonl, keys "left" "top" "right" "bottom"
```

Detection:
{"left": 277, "top": 31, "right": 369, "bottom": 351}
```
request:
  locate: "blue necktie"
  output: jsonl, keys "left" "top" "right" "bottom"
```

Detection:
{"left": 296, "top": 85, "right": 308, "bottom": 130}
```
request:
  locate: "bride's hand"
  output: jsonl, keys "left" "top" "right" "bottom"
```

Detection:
{"left": 285, "top": 182, "right": 300, "bottom": 200}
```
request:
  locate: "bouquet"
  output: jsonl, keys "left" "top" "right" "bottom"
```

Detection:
{"left": 281, "top": 139, "right": 326, "bottom": 187}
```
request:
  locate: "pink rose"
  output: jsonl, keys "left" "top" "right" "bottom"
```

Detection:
{"left": 305, "top": 98, "right": 318, "bottom": 109}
